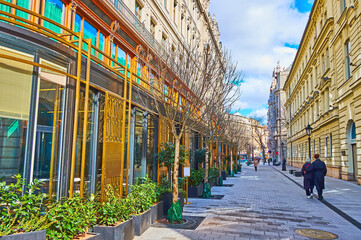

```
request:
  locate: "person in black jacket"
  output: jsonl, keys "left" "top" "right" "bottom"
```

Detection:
{"left": 301, "top": 158, "right": 314, "bottom": 198}
{"left": 310, "top": 154, "right": 327, "bottom": 200}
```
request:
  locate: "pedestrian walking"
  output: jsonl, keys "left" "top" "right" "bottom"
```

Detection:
{"left": 301, "top": 158, "right": 314, "bottom": 199}
{"left": 254, "top": 158, "right": 259, "bottom": 171}
{"left": 282, "top": 158, "right": 287, "bottom": 171}
{"left": 310, "top": 154, "right": 327, "bottom": 201}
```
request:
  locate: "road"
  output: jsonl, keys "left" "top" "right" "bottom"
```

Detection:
{"left": 135, "top": 164, "right": 361, "bottom": 240}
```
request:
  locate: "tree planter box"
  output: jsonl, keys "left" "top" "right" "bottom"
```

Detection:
{"left": 93, "top": 218, "right": 134, "bottom": 240}
{"left": 293, "top": 171, "right": 302, "bottom": 177}
{"left": 133, "top": 209, "right": 151, "bottom": 236}
{"left": 289, "top": 170, "right": 295, "bottom": 174}
{"left": 150, "top": 201, "right": 164, "bottom": 224}
{"left": 188, "top": 184, "right": 202, "bottom": 198}
{"left": 221, "top": 171, "right": 227, "bottom": 180}
{"left": 209, "top": 180, "right": 215, "bottom": 188}
{"left": 0, "top": 230, "right": 46, "bottom": 240}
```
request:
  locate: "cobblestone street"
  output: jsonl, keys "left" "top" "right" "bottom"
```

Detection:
{"left": 135, "top": 165, "right": 361, "bottom": 240}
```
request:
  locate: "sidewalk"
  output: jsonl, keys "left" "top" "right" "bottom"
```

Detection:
{"left": 274, "top": 164, "right": 361, "bottom": 226}
{"left": 134, "top": 165, "right": 361, "bottom": 240}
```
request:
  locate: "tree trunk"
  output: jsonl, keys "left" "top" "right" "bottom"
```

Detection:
{"left": 218, "top": 151, "right": 222, "bottom": 177}
{"left": 204, "top": 149, "right": 209, "bottom": 183}
{"left": 230, "top": 150, "right": 233, "bottom": 171}
{"left": 172, "top": 137, "right": 180, "bottom": 203}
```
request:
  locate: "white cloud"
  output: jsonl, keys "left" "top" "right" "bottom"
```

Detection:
{"left": 210, "top": 0, "right": 310, "bottom": 113}
{"left": 248, "top": 108, "right": 268, "bottom": 121}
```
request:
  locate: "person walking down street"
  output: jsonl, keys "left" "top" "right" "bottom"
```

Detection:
{"left": 301, "top": 158, "right": 314, "bottom": 199}
{"left": 282, "top": 159, "right": 287, "bottom": 171}
{"left": 254, "top": 158, "right": 259, "bottom": 171}
{"left": 310, "top": 154, "right": 327, "bottom": 201}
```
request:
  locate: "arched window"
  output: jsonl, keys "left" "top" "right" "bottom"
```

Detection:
{"left": 350, "top": 122, "right": 356, "bottom": 143}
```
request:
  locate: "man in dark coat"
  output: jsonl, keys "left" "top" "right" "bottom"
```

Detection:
{"left": 310, "top": 154, "right": 327, "bottom": 200}
{"left": 301, "top": 158, "right": 314, "bottom": 198}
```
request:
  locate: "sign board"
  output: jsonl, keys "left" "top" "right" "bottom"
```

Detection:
{"left": 184, "top": 167, "right": 190, "bottom": 177}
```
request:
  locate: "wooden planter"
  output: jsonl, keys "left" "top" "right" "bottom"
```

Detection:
{"left": 150, "top": 201, "right": 164, "bottom": 224}
{"left": 0, "top": 230, "right": 46, "bottom": 240}
{"left": 93, "top": 218, "right": 134, "bottom": 240}
{"left": 133, "top": 209, "right": 151, "bottom": 236}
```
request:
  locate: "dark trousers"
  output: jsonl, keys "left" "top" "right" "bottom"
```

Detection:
{"left": 255, "top": 166, "right": 257, "bottom": 171}
{"left": 316, "top": 187, "right": 323, "bottom": 198}
{"left": 305, "top": 189, "right": 313, "bottom": 196}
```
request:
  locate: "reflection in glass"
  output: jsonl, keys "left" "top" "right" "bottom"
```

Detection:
{"left": 133, "top": 110, "right": 143, "bottom": 181}
{"left": 34, "top": 80, "right": 64, "bottom": 196}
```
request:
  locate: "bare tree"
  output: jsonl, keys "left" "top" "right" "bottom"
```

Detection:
{"left": 250, "top": 117, "right": 267, "bottom": 161}
{"left": 136, "top": 43, "right": 242, "bottom": 205}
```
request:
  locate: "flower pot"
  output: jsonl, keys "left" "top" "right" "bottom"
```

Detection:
{"left": 196, "top": 184, "right": 203, "bottom": 197}
{"left": 150, "top": 201, "right": 164, "bottom": 224}
{"left": 133, "top": 209, "right": 151, "bottom": 236}
{"left": 209, "top": 180, "right": 215, "bottom": 188}
{"left": 221, "top": 171, "right": 227, "bottom": 180}
{"left": 188, "top": 186, "right": 198, "bottom": 198}
{"left": 93, "top": 218, "right": 134, "bottom": 240}
{"left": 0, "top": 230, "right": 46, "bottom": 240}
{"left": 215, "top": 177, "right": 220, "bottom": 186}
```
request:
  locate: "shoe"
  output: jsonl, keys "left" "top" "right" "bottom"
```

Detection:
{"left": 310, "top": 193, "right": 314, "bottom": 198}
{"left": 318, "top": 196, "right": 323, "bottom": 201}
{"left": 307, "top": 196, "right": 311, "bottom": 199}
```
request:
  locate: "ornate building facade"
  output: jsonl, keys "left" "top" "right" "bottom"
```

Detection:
{"left": 0, "top": 0, "right": 224, "bottom": 198}
{"left": 267, "top": 62, "right": 290, "bottom": 163}
{"left": 284, "top": 0, "right": 361, "bottom": 183}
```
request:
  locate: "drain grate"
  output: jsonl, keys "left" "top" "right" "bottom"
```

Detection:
{"left": 295, "top": 228, "right": 338, "bottom": 239}
{"left": 152, "top": 216, "right": 206, "bottom": 230}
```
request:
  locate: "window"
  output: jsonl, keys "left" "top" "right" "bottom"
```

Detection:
{"left": 325, "top": 136, "right": 328, "bottom": 158}
{"left": 345, "top": 40, "right": 352, "bottom": 80}
{"left": 161, "top": 34, "right": 167, "bottom": 48}
{"left": 330, "top": 134, "right": 332, "bottom": 157}
{"left": 83, "top": 20, "right": 97, "bottom": 55}
{"left": 150, "top": 19, "right": 156, "bottom": 37}
{"left": 340, "top": 0, "right": 346, "bottom": 13}
{"left": 43, "top": 0, "right": 65, "bottom": 34}
{"left": 326, "top": 48, "right": 330, "bottom": 69}
{"left": 135, "top": 1, "right": 142, "bottom": 20}
{"left": 322, "top": 54, "right": 325, "bottom": 74}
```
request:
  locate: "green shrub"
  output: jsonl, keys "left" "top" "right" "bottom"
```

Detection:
{"left": 158, "top": 142, "right": 187, "bottom": 173}
{"left": 128, "top": 178, "right": 157, "bottom": 214}
{"left": 189, "top": 169, "right": 204, "bottom": 187}
{"left": 46, "top": 194, "right": 96, "bottom": 240}
{"left": 0, "top": 174, "right": 48, "bottom": 236}
{"left": 95, "top": 186, "right": 133, "bottom": 226}
{"left": 208, "top": 167, "right": 219, "bottom": 182}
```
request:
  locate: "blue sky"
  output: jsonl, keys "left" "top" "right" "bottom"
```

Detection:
{"left": 210, "top": 0, "right": 314, "bottom": 122}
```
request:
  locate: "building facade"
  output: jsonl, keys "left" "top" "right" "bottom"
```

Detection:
{"left": 231, "top": 113, "right": 268, "bottom": 160}
{"left": 284, "top": 0, "right": 361, "bottom": 183}
{"left": 0, "top": 0, "right": 224, "bottom": 198}
{"left": 267, "top": 62, "right": 289, "bottom": 163}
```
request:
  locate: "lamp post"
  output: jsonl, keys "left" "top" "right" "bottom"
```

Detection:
{"left": 281, "top": 142, "right": 284, "bottom": 160}
{"left": 305, "top": 124, "right": 313, "bottom": 159}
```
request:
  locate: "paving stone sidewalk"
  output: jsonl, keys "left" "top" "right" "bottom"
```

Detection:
{"left": 134, "top": 165, "right": 361, "bottom": 240}
{"left": 275, "top": 164, "right": 361, "bottom": 225}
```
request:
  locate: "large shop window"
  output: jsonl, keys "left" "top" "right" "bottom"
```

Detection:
{"left": 43, "top": 0, "right": 65, "bottom": 34}
{"left": 73, "top": 87, "right": 104, "bottom": 197}
{"left": 15, "top": 0, "right": 31, "bottom": 20}
{"left": 0, "top": 47, "right": 33, "bottom": 181}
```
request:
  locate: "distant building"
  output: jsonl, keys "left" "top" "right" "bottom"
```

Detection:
{"left": 267, "top": 62, "right": 290, "bottom": 162}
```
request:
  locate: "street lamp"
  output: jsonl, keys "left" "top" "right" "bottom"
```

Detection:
{"left": 305, "top": 124, "right": 313, "bottom": 159}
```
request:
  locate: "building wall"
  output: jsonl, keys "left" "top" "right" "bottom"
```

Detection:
{"left": 0, "top": 0, "right": 223, "bottom": 198}
{"left": 284, "top": 0, "right": 361, "bottom": 183}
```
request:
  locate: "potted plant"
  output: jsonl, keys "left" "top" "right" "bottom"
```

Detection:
{"left": 188, "top": 169, "right": 204, "bottom": 197}
{"left": 208, "top": 167, "right": 219, "bottom": 187}
{"left": 92, "top": 185, "right": 134, "bottom": 240}
{"left": 0, "top": 175, "right": 49, "bottom": 240}
{"left": 128, "top": 178, "right": 157, "bottom": 236}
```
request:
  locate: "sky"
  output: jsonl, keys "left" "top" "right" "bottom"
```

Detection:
{"left": 210, "top": 0, "right": 314, "bottom": 123}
